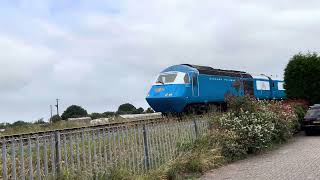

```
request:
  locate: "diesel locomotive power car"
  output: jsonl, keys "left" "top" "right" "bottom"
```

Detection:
{"left": 146, "top": 64, "right": 285, "bottom": 114}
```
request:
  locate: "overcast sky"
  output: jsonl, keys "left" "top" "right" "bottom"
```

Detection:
{"left": 1, "top": 0, "right": 319, "bottom": 122}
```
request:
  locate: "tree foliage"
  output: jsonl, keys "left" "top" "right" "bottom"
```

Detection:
{"left": 145, "top": 107, "right": 155, "bottom": 113}
{"left": 34, "top": 118, "right": 46, "bottom": 125}
{"left": 51, "top": 115, "right": 62, "bottom": 123}
{"left": 90, "top": 112, "right": 104, "bottom": 120}
{"left": 117, "top": 103, "right": 136, "bottom": 113}
{"left": 61, "top": 105, "right": 88, "bottom": 120}
{"left": 11, "top": 120, "right": 30, "bottom": 127}
{"left": 136, "top": 107, "right": 144, "bottom": 114}
{"left": 102, "top": 111, "right": 115, "bottom": 117}
{"left": 90, "top": 111, "right": 116, "bottom": 119}
{"left": 117, "top": 103, "right": 145, "bottom": 114}
{"left": 284, "top": 52, "right": 320, "bottom": 104}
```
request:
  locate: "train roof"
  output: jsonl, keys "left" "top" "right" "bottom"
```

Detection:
{"left": 182, "top": 64, "right": 252, "bottom": 78}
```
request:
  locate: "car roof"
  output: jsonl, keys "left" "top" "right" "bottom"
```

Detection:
{"left": 310, "top": 104, "right": 320, "bottom": 109}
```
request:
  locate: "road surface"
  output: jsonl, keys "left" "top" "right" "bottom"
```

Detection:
{"left": 201, "top": 134, "right": 320, "bottom": 180}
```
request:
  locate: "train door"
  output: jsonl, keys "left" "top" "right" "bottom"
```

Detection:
{"left": 243, "top": 80, "right": 254, "bottom": 96}
{"left": 192, "top": 73, "right": 199, "bottom": 97}
{"left": 268, "top": 78, "right": 274, "bottom": 99}
{"left": 271, "top": 81, "right": 278, "bottom": 99}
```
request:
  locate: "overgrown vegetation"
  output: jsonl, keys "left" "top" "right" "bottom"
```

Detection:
{"left": 60, "top": 97, "right": 298, "bottom": 180}
{"left": 133, "top": 97, "right": 300, "bottom": 180}
{"left": 2, "top": 97, "right": 302, "bottom": 179}
{"left": 56, "top": 98, "right": 300, "bottom": 180}
{"left": 0, "top": 120, "right": 89, "bottom": 137}
{"left": 284, "top": 52, "right": 320, "bottom": 104}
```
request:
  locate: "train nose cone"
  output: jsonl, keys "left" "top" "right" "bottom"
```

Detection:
{"left": 146, "top": 84, "right": 187, "bottom": 113}
{"left": 146, "top": 97, "right": 186, "bottom": 113}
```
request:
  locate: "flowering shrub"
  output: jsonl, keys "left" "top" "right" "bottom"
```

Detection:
{"left": 216, "top": 99, "right": 299, "bottom": 156}
{"left": 146, "top": 98, "right": 300, "bottom": 179}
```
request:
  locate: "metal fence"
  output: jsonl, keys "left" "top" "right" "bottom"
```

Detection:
{"left": 1, "top": 119, "right": 209, "bottom": 179}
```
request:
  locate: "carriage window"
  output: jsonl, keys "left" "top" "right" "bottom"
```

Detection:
{"left": 278, "top": 82, "right": 285, "bottom": 90}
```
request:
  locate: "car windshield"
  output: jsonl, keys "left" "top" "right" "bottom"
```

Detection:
{"left": 305, "top": 109, "right": 320, "bottom": 118}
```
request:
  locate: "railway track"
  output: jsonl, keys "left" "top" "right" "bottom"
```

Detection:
{"left": 1, "top": 117, "right": 175, "bottom": 142}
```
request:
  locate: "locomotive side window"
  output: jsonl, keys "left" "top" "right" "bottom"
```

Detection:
{"left": 184, "top": 74, "right": 190, "bottom": 84}
{"left": 192, "top": 75, "right": 198, "bottom": 86}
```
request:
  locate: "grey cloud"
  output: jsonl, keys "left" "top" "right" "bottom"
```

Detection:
{"left": 1, "top": 0, "right": 320, "bottom": 122}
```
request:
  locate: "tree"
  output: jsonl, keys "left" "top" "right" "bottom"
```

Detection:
{"left": 51, "top": 115, "right": 62, "bottom": 123}
{"left": 90, "top": 112, "right": 103, "bottom": 120}
{"left": 61, "top": 105, "right": 88, "bottom": 120}
{"left": 11, "top": 121, "right": 30, "bottom": 127}
{"left": 102, "top": 111, "right": 115, "bottom": 117}
{"left": 34, "top": 118, "right": 46, "bottom": 125}
{"left": 284, "top": 52, "right": 320, "bottom": 104}
{"left": 0, "top": 123, "right": 6, "bottom": 129}
{"left": 135, "top": 107, "right": 144, "bottom": 114}
{"left": 145, "top": 107, "right": 155, "bottom": 113}
{"left": 117, "top": 103, "right": 137, "bottom": 114}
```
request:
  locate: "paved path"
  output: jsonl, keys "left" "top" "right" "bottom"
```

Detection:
{"left": 201, "top": 134, "right": 320, "bottom": 180}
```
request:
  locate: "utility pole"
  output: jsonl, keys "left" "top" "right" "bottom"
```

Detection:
{"left": 55, "top": 99, "right": 60, "bottom": 116}
{"left": 50, "top": 105, "right": 53, "bottom": 122}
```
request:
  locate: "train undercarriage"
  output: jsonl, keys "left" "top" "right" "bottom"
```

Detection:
{"left": 161, "top": 102, "right": 227, "bottom": 117}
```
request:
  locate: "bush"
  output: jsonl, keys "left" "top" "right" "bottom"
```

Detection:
{"left": 145, "top": 107, "right": 155, "bottom": 113}
{"left": 217, "top": 100, "right": 298, "bottom": 153}
{"left": 293, "top": 104, "right": 307, "bottom": 130}
{"left": 117, "top": 103, "right": 137, "bottom": 115}
{"left": 90, "top": 112, "right": 104, "bottom": 120}
{"left": 61, "top": 105, "right": 88, "bottom": 120}
{"left": 226, "top": 95, "right": 256, "bottom": 115}
{"left": 156, "top": 98, "right": 299, "bottom": 179}
{"left": 51, "top": 115, "right": 62, "bottom": 123}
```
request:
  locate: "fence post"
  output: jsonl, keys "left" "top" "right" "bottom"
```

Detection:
{"left": 20, "top": 137, "right": 25, "bottom": 180}
{"left": 142, "top": 124, "right": 150, "bottom": 171}
{"left": 55, "top": 131, "right": 61, "bottom": 176}
{"left": 2, "top": 139, "right": 7, "bottom": 180}
{"left": 28, "top": 137, "right": 33, "bottom": 180}
{"left": 193, "top": 119, "right": 199, "bottom": 138}
{"left": 11, "top": 138, "right": 17, "bottom": 180}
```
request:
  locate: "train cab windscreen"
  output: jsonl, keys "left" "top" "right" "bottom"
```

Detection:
{"left": 155, "top": 72, "right": 189, "bottom": 85}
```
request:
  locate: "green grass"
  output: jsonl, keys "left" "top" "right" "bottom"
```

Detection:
{"left": 0, "top": 121, "right": 89, "bottom": 137}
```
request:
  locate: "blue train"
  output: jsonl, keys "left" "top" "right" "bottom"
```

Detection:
{"left": 146, "top": 64, "right": 285, "bottom": 114}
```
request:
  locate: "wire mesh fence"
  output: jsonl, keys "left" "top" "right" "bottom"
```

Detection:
{"left": 1, "top": 119, "right": 209, "bottom": 179}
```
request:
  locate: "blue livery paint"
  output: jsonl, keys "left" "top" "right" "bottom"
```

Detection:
{"left": 146, "top": 64, "right": 286, "bottom": 113}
